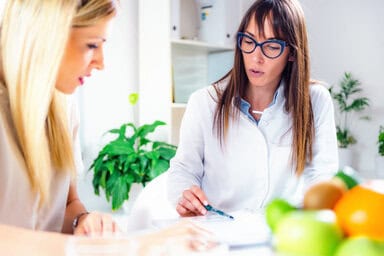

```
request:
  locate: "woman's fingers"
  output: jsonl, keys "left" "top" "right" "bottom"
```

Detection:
{"left": 137, "top": 221, "right": 221, "bottom": 255}
{"left": 176, "top": 200, "right": 197, "bottom": 217}
{"left": 190, "top": 185, "right": 208, "bottom": 206}
{"left": 177, "top": 186, "right": 208, "bottom": 216}
{"left": 73, "top": 212, "right": 119, "bottom": 236}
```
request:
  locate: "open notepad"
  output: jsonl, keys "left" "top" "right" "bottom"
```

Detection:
{"left": 152, "top": 209, "right": 272, "bottom": 248}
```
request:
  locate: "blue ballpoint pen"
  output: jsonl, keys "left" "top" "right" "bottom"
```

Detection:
{"left": 204, "top": 204, "right": 234, "bottom": 220}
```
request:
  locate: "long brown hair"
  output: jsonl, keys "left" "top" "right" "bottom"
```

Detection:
{"left": 213, "top": 0, "right": 313, "bottom": 175}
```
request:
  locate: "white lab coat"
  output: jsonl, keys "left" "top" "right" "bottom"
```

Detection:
{"left": 167, "top": 80, "right": 338, "bottom": 211}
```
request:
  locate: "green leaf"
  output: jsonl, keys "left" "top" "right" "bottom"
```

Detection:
{"left": 139, "top": 155, "right": 150, "bottom": 171}
{"left": 92, "top": 176, "right": 101, "bottom": 195}
{"left": 137, "top": 121, "right": 166, "bottom": 139}
{"left": 345, "top": 98, "right": 369, "bottom": 112}
{"left": 124, "top": 122, "right": 137, "bottom": 134}
{"left": 106, "top": 128, "right": 121, "bottom": 135}
{"left": 99, "top": 170, "right": 108, "bottom": 188}
{"left": 124, "top": 173, "right": 136, "bottom": 184}
{"left": 144, "top": 150, "right": 160, "bottom": 160}
{"left": 378, "top": 126, "right": 384, "bottom": 156}
{"left": 103, "top": 140, "right": 134, "bottom": 156}
{"left": 157, "top": 146, "right": 177, "bottom": 160}
{"left": 149, "top": 159, "right": 170, "bottom": 179}
{"left": 90, "top": 153, "right": 105, "bottom": 169}
{"left": 129, "top": 163, "right": 142, "bottom": 182}
{"left": 105, "top": 123, "right": 127, "bottom": 140}
{"left": 336, "top": 127, "right": 356, "bottom": 148}
{"left": 111, "top": 178, "right": 129, "bottom": 210}
{"left": 105, "top": 172, "right": 120, "bottom": 201}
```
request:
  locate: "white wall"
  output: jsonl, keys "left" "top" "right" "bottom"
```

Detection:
{"left": 77, "top": 1, "right": 139, "bottom": 212}
{"left": 138, "top": 0, "right": 172, "bottom": 143}
{"left": 300, "top": 0, "right": 384, "bottom": 177}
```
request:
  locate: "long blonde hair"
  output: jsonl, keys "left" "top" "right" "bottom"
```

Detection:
{"left": 0, "top": 0, "right": 117, "bottom": 205}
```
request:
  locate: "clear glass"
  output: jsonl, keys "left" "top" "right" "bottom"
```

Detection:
{"left": 65, "top": 233, "right": 228, "bottom": 256}
{"left": 65, "top": 235, "right": 139, "bottom": 256}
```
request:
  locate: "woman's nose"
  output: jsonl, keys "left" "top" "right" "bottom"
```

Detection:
{"left": 251, "top": 46, "right": 265, "bottom": 63}
{"left": 92, "top": 48, "right": 105, "bottom": 70}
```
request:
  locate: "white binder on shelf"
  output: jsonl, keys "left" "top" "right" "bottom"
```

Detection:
{"left": 171, "top": 0, "right": 199, "bottom": 40}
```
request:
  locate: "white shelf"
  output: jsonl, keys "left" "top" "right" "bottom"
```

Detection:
{"left": 171, "top": 39, "right": 234, "bottom": 53}
{"left": 170, "top": 103, "right": 187, "bottom": 145}
{"left": 171, "top": 102, "right": 187, "bottom": 108}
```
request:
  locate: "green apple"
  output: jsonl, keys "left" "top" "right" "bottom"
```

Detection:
{"left": 335, "top": 237, "right": 384, "bottom": 256}
{"left": 274, "top": 210, "right": 343, "bottom": 256}
{"left": 265, "top": 198, "right": 296, "bottom": 232}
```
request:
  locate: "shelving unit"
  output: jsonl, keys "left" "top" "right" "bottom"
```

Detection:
{"left": 170, "top": 38, "right": 234, "bottom": 144}
{"left": 171, "top": 39, "right": 234, "bottom": 53}
{"left": 139, "top": 0, "right": 253, "bottom": 145}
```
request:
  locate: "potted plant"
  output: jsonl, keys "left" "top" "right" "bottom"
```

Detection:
{"left": 329, "top": 72, "right": 370, "bottom": 148}
{"left": 375, "top": 126, "right": 384, "bottom": 178}
{"left": 329, "top": 72, "right": 369, "bottom": 168}
{"left": 90, "top": 120, "right": 177, "bottom": 211}
{"left": 89, "top": 93, "right": 177, "bottom": 211}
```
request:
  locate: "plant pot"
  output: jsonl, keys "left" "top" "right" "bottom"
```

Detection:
{"left": 374, "top": 156, "right": 384, "bottom": 179}
{"left": 338, "top": 148, "right": 355, "bottom": 170}
{"left": 122, "top": 183, "right": 144, "bottom": 214}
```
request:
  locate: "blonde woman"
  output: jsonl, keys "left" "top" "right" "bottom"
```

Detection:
{"left": 0, "top": 0, "right": 214, "bottom": 254}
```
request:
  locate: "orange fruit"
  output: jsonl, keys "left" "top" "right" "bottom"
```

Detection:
{"left": 334, "top": 180, "right": 384, "bottom": 240}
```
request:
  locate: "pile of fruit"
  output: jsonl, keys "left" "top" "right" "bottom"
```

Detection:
{"left": 265, "top": 169, "right": 384, "bottom": 256}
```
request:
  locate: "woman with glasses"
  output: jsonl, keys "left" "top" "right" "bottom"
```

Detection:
{"left": 167, "top": 0, "right": 338, "bottom": 217}
{"left": 0, "top": 0, "right": 215, "bottom": 254}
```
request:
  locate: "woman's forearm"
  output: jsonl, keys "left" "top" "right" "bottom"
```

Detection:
{"left": 0, "top": 224, "right": 68, "bottom": 256}
{"left": 62, "top": 182, "right": 88, "bottom": 234}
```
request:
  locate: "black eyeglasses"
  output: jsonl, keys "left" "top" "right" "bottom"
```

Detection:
{"left": 237, "top": 32, "right": 287, "bottom": 59}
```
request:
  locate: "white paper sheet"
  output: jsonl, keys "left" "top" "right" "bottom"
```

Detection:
{"left": 152, "top": 209, "right": 272, "bottom": 248}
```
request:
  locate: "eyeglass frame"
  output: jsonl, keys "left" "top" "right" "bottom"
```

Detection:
{"left": 237, "top": 32, "right": 288, "bottom": 59}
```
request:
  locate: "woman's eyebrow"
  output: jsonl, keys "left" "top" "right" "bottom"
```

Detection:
{"left": 244, "top": 31, "right": 255, "bottom": 37}
{"left": 244, "top": 31, "right": 278, "bottom": 41}
{"left": 86, "top": 36, "right": 107, "bottom": 42}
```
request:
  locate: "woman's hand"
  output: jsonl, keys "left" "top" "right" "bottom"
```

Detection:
{"left": 137, "top": 221, "right": 220, "bottom": 254}
{"left": 176, "top": 185, "right": 209, "bottom": 217}
{"left": 73, "top": 211, "right": 118, "bottom": 236}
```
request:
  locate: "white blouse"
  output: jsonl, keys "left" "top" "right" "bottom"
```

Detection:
{"left": 167, "top": 80, "right": 339, "bottom": 211}
{"left": 0, "top": 83, "right": 74, "bottom": 232}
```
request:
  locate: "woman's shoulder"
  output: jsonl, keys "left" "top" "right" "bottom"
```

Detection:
{"left": 189, "top": 79, "right": 228, "bottom": 104}
{"left": 309, "top": 81, "right": 335, "bottom": 117}
{"left": 186, "top": 86, "right": 216, "bottom": 114}
{"left": 309, "top": 81, "right": 332, "bottom": 102}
